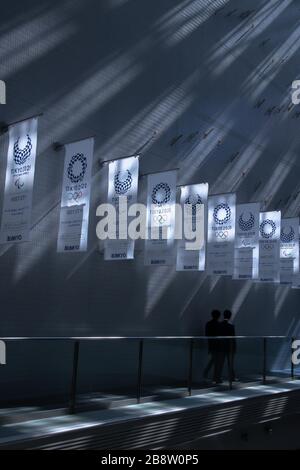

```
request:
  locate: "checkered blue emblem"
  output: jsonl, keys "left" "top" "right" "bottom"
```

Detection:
{"left": 238, "top": 212, "right": 255, "bottom": 231}
{"left": 152, "top": 182, "right": 171, "bottom": 206}
{"left": 185, "top": 194, "right": 202, "bottom": 207}
{"left": 185, "top": 194, "right": 203, "bottom": 230}
{"left": 114, "top": 170, "right": 132, "bottom": 195}
{"left": 67, "top": 153, "right": 87, "bottom": 183}
{"left": 260, "top": 219, "right": 276, "bottom": 239}
{"left": 281, "top": 226, "right": 295, "bottom": 243}
{"left": 14, "top": 134, "right": 32, "bottom": 165}
{"left": 213, "top": 203, "right": 231, "bottom": 225}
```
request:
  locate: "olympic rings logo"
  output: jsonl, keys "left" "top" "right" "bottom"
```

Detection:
{"left": 262, "top": 243, "right": 274, "bottom": 250}
{"left": 213, "top": 203, "right": 231, "bottom": 225}
{"left": 68, "top": 191, "right": 83, "bottom": 201}
{"left": 215, "top": 230, "right": 229, "bottom": 239}
{"left": 14, "top": 134, "right": 32, "bottom": 165}
{"left": 153, "top": 214, "right": 168, "bottom": 224}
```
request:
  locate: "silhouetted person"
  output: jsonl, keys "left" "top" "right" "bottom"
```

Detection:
{"left": 204, "top": 310, "right": 222, "bottom": 382}
{"left": 219, "top": 310, "right": 236, "bottom": 382}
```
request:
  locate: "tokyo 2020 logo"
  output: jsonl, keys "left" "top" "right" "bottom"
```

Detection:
{"left": 152, "top": 182, "right": 171, "bottom": 206}
{"left": 114, "top": 170, "right": 132, "bottom": 195}
{"left": 67, "top": 153, "right": 87, "bottom": 183}
{"left": 14, "top": 135, "right": 32, "bottom": 165}
{"left": 260, "top": 219, "right": 276, "bottom": 239}
{"left": 213, "top": 203, "right": 231, "bottom": 225}
{"left": 281, "top": 226, "right": 295, "bottom": 243}
{"left": 238, "top": 212, "right": 255, "bottom": 232}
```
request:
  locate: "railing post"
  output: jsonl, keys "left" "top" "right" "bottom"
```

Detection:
{"left": 188, "top": 339, "right": 194, "bottom": 396}
{"left": 291, "top": 337, "right": 295, "bottom": 380}
{"left": 228, "top": 338, "right": 233, "bottom": 391}
{"left": 263, "top": 337, "right": 267, "bottom": 384}
{"left": 69, "top": 340, "right": 80, "bottom": 414}
{"left": 137, "top": 339, "right": 144, "bottom": 404}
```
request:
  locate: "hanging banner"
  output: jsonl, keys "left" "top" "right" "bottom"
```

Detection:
{"left": 280, "top": 217, "right": 299, "bottom": 285}
{"left": 57, "top": 205, "right": 84, "bottom": 252}
{"left": 176, "top": 183, "right": 208, "bottom": 271}
{"left": 144, "top": 170, "right": 177, "bottom": 266}
{"left": 0, "top": 117, "right": 38, "bottom": 244}
{"left": 104, "top": 156, "right": 139, "bottom": 260}
{"left": 258, "top": 211, "right": 281, "bottom": 283}
{"left": 233, "top": 202, "right": 260, "bottom": 280}
{"left": 293, "top": 226, "right": 300, "bottom": 289}
{"left": 207, "top": 193, "right": 236, "bottom": 276}
{"left": 57, "top": 137, "right": 94, "bottom": 252}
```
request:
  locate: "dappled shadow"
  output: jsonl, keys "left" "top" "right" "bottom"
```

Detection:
{"left": 0, "top": 0, "right": 299, "bottom": 370}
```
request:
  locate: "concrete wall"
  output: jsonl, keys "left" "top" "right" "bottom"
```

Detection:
{"left": 0, "top": 0, "right": 300, "bottom": 340}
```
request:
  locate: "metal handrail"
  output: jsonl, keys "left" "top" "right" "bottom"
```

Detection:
{"left": 0, "top": 335, "right": 295, "bottom": 414}
{"left": 0, "top": 335, "right": 289, "bottom": 340}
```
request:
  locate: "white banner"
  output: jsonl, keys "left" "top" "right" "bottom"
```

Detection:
{"left": 258, "top": 211, "right": 281, "bottom": 283}
{"left": 144, "top": 170, "right": 177, "bottom": 266}
{"left": 57, "top": 205, "right": 84, "bottom": 252}
{"left": 207, "top": 193, "right": 236, "bottom": 276}
{"left": 233, "top": 202, "right": 260, "bottom": 280}
{"left": 0, "top": 117, "right": 38, "bottom": 244}
{"left": 57, "top": 137, "right": 94, "bottom": 252}
{"left": 293, "top": 226, "right": 300, "bottom": 289}
{"left": 176, "top": 183, "right": 208, "bottom": 271}
{"left": 280, "top": 217, "right": 299, "bottom": 285}
{"left": 104, "top": 156, "right": 139, "bottom": 260}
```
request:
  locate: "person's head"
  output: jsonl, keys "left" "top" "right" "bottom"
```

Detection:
{"left": 224, "top": 310, "right": 232, "bottom": 320}
{"left": 211, "top": 310, "right": 221, "bottom": 320}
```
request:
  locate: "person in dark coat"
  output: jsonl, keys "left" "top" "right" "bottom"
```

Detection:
{"left": 219, "top": 310, "right": 236, "bottom": 382}
{"left": 203, "top": 310, "right": 222, "bottom": 382}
